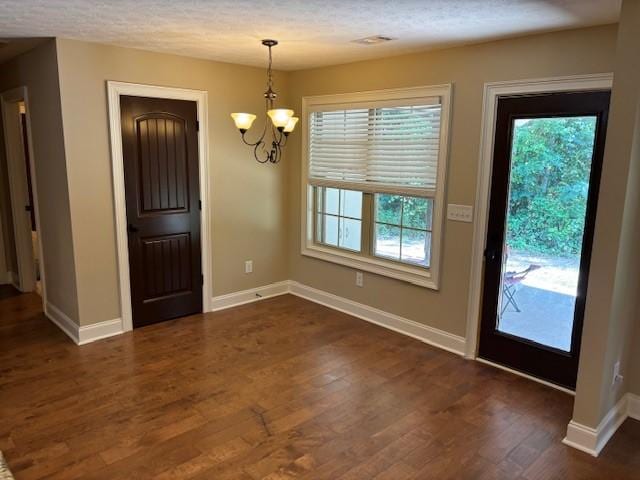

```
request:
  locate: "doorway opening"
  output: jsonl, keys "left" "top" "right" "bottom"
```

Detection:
{"left": 0, "top": 87, "right": 44, "bottom": 305}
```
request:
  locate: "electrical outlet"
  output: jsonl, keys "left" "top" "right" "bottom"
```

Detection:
{"left": 245, "top": 260, "right": 253, "bottom": 274}
{"left": 612, "top": 361, "right": 623, "bottom": 387}
{"left": 355, "top": 271, "right": 364, "bottom": 287}
{"left": 447, "top": 204, "right": 473, "bottom": 223}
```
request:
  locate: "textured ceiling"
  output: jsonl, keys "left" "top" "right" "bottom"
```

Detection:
{"left": 0, "top": 0, "right": 620, "bottom": 70}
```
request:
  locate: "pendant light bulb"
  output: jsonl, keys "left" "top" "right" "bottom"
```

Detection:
{"left": 267, "top": 109, "right": 294, "bottom": 129}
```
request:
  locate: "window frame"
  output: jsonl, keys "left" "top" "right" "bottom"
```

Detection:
{"left": 300, "top": 85, "right": 452, "bottom": 289}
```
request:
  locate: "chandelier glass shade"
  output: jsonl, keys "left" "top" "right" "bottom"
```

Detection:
{"left": 231, "top": 40, "right": 297, "bottom": 164}
{"left": 230, "top": 112, "right": 256, "bottom": 131}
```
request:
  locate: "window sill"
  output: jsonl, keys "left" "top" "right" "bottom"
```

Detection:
{"left": 301, "top": 244, "right": 439, "bottom": 290}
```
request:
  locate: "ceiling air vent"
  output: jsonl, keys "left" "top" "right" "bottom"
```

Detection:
{"left": 352, "top": 35, "right": 396, "bottom": 45}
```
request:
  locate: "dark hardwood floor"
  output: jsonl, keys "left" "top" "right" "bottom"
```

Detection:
{"left": 0, "top": 292, "right": 638, "bottom": 479}
{"left": 0, "top": 285, "right": 21, "bottom": 300}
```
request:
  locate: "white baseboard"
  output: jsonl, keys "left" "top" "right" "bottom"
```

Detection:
{"left": 209, "top": 280, "right": 290, "bottom": 312}
{"left": 45, "top": 301, "right": 122, "bottom": 345}
{"left": 9, "top": 271, "right": 19, "bottom": 289}
{"left": 46, "top": 279, "right": 467, "bottom": 358}
{"left": 288, "top": 281, "right": 466, "bottom": 356}
{"left": 628, "top": 393, "right": 640, "bottom": 421}
{"left": 44, "top": 281, "right": 291, "bottom": 345}
{"left": 208, "top": 279, "right": 466, "bottom": 356}
{"left": 78, "top": 318, "right": 123, "bottom": 345}
{"left": 563, "top": 421, "right": 600, "bottom": 456}
{"left": 563, "top": 393, "right": 637, "bottom": 456}
{"left": 45, "top": 301, "right": 80, "bottom": 344}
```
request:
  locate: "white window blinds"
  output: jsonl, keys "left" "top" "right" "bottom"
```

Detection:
{"left": 308, "top": 100, "right": 442, "bottom": 195}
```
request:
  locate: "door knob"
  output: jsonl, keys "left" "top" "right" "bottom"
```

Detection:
{"left": 484, "top": 248, "right": 498, "bottom": 262}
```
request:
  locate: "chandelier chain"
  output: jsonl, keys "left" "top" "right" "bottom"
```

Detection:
{"left": 267, "top": 44, "right": 273, "bottom": 92}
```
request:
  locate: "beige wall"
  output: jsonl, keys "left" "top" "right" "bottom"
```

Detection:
{"left": 573, "top": 0, "right": 640, "bottom": 427}
{"left": 0, "top": 40, "right": 79, "bottom": 319}
{"left": 286, "top": 25, "right": 618, "bottom": 337}
{"left": 55, "top": 39, "right": 290, "bottom": 326}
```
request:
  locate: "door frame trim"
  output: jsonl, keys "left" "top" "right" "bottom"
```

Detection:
{"left": 107, "top": 81, "right": 211, "bottom": 332}
{"left": 464, "top": 73, "right": 613, "bottom": 359}
{"left": 0, "top": 86, "right": 45, "bottom": 295}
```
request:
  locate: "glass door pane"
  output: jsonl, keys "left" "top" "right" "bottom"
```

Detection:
{"left": 497, "top": 116, "right": 597, "bottom": 351}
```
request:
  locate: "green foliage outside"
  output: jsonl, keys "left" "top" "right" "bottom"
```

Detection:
{"left": 376, "top": 195, "right": 432, "bottom": 235}
{"left": 506, "top": 117, "right": 596, "bottom": 256}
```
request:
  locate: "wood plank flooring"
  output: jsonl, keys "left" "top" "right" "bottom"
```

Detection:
{"left": 1, "top": 291, "right": 638, "bottom": 479}
{"left": 0, "top": 285, "right": 21, "bottom": 301}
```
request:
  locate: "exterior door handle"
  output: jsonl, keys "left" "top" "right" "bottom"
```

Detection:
{"left": 484, "top": 248, "right": 498, "bottom": 262}
{"left": 128, "top": 223, "right": 139, "bottom": 233}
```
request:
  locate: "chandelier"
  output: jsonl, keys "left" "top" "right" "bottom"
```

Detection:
{"left": 231, "top": 39, "right": 298, "bottom": 164}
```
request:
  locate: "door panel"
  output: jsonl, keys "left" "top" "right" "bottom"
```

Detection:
{"left": 479, "top": 91, "right": 610, "bottom": 389}
{"left": 137, "top": 115, "right": 189, "bottom": 213}
{"left": 121, "top": 96, "right": 202, "bottom": 328}
{"left": 141, "top": 233, "right": 192, "bottom": 300}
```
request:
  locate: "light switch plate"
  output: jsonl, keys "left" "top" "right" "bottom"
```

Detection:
{"left": 447, "top": 204, "right": 473, "bottom": 223}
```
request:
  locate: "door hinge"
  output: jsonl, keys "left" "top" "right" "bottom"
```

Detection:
{"left": 196, "top": 120, "right": 200, "bottom": 132}
{"left": 201, "top": 274, "right": 204, "bottom": 285}
{"left": 198, "top": 200, "right": 202, "bottom": 210}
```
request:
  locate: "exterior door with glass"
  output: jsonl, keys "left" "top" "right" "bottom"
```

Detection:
{"left": 478, "top": 90, "right": 610, "bottom": 389}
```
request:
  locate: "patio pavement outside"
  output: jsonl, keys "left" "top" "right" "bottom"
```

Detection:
{"left": 375, "top": 241, "right": 580, "bottom": 352}
{"left": 498, "top": 251, "right": 580, "bottom": 352}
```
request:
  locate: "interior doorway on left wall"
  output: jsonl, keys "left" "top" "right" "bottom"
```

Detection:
{"left": 0, "top": 87, "right": 44, "bottom": 303}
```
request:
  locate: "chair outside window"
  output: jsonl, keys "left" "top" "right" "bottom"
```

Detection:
{"left": 501, "top": 264, "right": 541, "bottom": 315}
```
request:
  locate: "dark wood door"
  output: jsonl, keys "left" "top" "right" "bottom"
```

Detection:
{"left": 121, "top": 95, "right": 202, "bottom": 328}
{"left": 478, "top": 91, "right": 610, "bottom": 389}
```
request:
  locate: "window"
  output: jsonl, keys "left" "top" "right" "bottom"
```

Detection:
{"left": 301, "top": 85, "right": 451, "bottom": 289}
{"left": 315, "top": 187, "right": 363, "bottom": 252}
{"left": 374, "top": 194, "right": 432, "bottom": 267}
